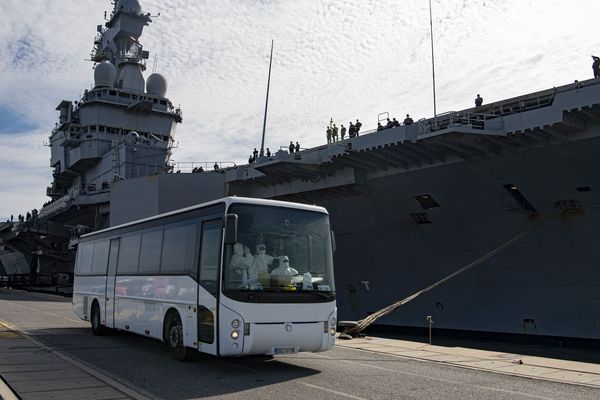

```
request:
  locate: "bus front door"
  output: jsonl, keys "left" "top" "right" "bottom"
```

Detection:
{"left": 104, "top": 239, "right": 119, "bottom": 329}
{"left": 197, "top": 219, "right": 222, "bottom": 355}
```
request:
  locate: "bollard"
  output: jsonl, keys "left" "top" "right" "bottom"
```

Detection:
{"left": 426, "top": 315, "right": 433, "bottom": 345}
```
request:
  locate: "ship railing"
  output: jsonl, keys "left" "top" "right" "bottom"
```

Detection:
{"left": 125, "top": 164, "right": 167, "bottom": 178}
{"left": 416, "top": 110, "right": 504, "bottom": 134}
{"left": 168, "top": 161, "right": 236, "bottom": 173}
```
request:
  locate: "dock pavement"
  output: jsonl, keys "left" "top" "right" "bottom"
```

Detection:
{"left": 0, "top": 321, "right": 148, "bottom": 400}
{"left": 336, "top": 335, "right": 600, "bottom": 389}
{"left": 1, "top": 320, "right": 600, "bottom": 399}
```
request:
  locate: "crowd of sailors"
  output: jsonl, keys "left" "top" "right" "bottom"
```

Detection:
{"left": 8, "top": 208, "right": 39, "bottom": 224}
{"left": 246, "top": 140, "right": 302, "bottom": 164}
{"left": 325, "top": 119, "right": 364, "bottom": 143}
{"left": 325, "top": 113, "right": 418, "bottom": 142}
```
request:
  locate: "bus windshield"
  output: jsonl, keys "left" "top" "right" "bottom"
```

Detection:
{"left": 223, "top": 204, "right": 335, "bottom": 301}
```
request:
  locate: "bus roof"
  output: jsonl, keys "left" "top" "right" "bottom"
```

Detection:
{"left": 80, "top": 196, "right": 329, "bottom": 240}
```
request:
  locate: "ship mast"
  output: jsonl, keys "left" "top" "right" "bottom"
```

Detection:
{"left": 260, "top": 40, "right": 274, "bottom": 158}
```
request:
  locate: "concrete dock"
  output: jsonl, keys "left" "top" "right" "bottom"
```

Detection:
{"left": 2, "top": 288, "right": 599, "bottom": 400}
{"left": 336, "top": 336, "right": 600, "bottom": 389}
{"left": 0, "top": 321, "right": 144, "bottom": 400}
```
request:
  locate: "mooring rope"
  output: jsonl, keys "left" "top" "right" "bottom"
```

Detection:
{"left": 344, "top": 212, "right": 560, "bottom": 336}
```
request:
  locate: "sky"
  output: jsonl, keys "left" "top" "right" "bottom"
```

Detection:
{"left": 0, "top": 0, "right": 599, "bottom": 220}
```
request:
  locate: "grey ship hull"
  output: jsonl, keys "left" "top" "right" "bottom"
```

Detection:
{"left": 320, "top": 135, "right": 600, "bottom": 339}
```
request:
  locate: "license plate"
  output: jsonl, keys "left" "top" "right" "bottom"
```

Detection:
{"left": 272, "top": 346, "right": 298, "bottom": 355}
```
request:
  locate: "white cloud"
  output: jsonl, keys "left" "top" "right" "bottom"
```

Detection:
{"left": 1, "top": 0, "right": 599, "bottom": 220}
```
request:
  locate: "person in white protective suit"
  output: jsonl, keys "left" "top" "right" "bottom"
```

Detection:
{"left": 249, "top": 244, "right": 275, "bottom": 281}
{"left": 243, "top": 245, "right": 254, "bottom": 268}
{"left": 270, "top": 256, "right": 298, "bottom": 278}
{"left": 229, "top": 243, "right": 252, "bottom": 287}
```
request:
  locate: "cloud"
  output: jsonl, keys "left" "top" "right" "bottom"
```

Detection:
{"left": 0, "top": 0, "right": 599, "bottom": 220}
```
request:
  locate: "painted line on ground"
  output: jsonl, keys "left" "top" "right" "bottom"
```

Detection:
{"left": 0, "top": 375, "right": 20, "bottom": 400}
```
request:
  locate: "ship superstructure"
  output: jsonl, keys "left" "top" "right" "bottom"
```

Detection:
{"left": 0, "top": 0, "right": 181, "bottom": 284}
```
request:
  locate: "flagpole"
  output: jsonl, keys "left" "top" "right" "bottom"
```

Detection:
{"left": 429, "top": 0, "right": 437, "bottom": 123}
{"left": 260, "top": 40, "right": 274, "bottom": 157}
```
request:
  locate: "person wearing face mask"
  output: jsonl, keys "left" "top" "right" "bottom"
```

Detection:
{"left": 249, "top": 244, "right": 275, "bottom": 282}
{"left": 271, "top": 256, "right": 298, "bottom": 277}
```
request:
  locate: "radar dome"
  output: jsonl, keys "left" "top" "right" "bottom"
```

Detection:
{"left": 146, "top": 73, "right": 168, "bottom": 97}
{"left": 94, "top": 61, "right": 117, "bottom": 88}
{"left": 117, "top": 0, "right": 142, "bottom": 13}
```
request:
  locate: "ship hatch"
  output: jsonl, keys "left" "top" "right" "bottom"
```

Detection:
{"left": 414, "top": 194, "right": 440, "bottom": 209}
{"left": 503, "top": 184, "right": 538, "bottom": 215}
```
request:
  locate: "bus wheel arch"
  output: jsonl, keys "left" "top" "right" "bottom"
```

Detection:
{"left": 90, "top": 299, "right": 106, "bottom": 336}
{"left": 163, "top": 308, "right": 191, "bottom": 361}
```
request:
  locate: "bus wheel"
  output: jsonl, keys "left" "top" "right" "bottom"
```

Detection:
{"left": 91, "top": 301, "right": 105, "bottom": 336}
{"left": 166, "top": 312, "right": 190, "bottom": 361}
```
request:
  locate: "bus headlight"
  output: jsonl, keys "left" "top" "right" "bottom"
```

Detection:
{"left": 231, "top": 330, "right": 240, "bottom": 340}
{"left": 330, "top": 318, "right": 336, "bottom": 327}
{"left": 231, "top": 319, "right": 240, "bottom": 329}
{"left": 329, "top": 327, "right": 336, "bottom": 336}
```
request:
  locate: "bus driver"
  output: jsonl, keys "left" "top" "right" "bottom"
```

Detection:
{"left": 271, "top": 256, "right": 298, "bottom": 279}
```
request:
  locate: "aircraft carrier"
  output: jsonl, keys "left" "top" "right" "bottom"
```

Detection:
{"left": 2, "top": 0, "right": 600, "bottom": 341}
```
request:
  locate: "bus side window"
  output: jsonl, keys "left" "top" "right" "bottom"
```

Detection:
{"left": 91, "top": 240, "right": 110, "bottom": 275}
{"left": 76, "top": 242, "right": 94, "bottom": 275}
{"left": 199, "top": 220, "right": 222, "bottom": 295}
{"left": 117, "top": 234, "right": 141, "bottom": 275}
{"left": 138, "top": 228, "right": 163, "bottom": 274}
{"left": 161, "top": 221, "right": 197, "bottom": 275}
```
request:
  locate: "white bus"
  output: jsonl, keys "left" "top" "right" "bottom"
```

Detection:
{"left": 73, "top": 197, "right": 337, "bottom": 360}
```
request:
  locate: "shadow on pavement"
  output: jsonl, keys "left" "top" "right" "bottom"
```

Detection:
{"left": 27, "top": 327, "right": 320, "bottom": 400}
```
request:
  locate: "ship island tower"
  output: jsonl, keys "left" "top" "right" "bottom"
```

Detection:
{"left": 0, "top": 0, "right": 181, "bottom": 285}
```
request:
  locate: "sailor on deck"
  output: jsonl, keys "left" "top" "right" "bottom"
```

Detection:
{"left": 355, "top": 119, "right": 362, "bottom": 135}
{"left": 475, "top": 94, "right": 483, "bottom": 107}
{"left": 348, "top": 122, "right": 355, "bottom": 138}
{"left": 592, "top": 56, "right": 600, "bottom": 78}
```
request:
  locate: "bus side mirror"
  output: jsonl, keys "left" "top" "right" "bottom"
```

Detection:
{"left": 331, "top": 230, "right": 336, "bottom": 253}
{"left": 224, "top": 214, "right": 238, "bottom": 244}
